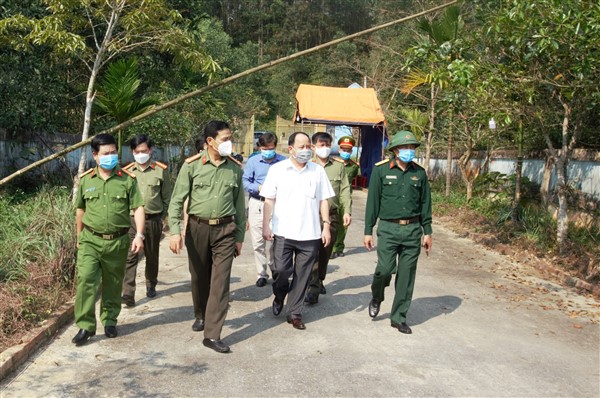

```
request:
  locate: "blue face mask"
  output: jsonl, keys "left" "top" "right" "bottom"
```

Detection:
{"left": 339, "top": 151, "right": 351, "bottom": 161}
{"left": 261, "top": 149, "right": 276, "bottom": 160}
{"left": 98, "top": 154, "right": 118, "bottom": 170}
{"left": 397, "top": 149, "right": 415, "bottom": 163}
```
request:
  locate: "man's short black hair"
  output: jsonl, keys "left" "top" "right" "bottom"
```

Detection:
{"left": 91, "top": 134, "right": 116, "bottom": 153}
{"left": 288, "top": 131, "right": 310, "bottom": 146}
{"left": 203, "top": 120, "right": 230, "bottom": 140}
{"left": 311, "top": 132, "right": 332, "bottom": 145}
{"left": 258, "top": 132, "right": 278, "bottom": 147}
{"left": 194, "top": 135, "right": 206, "bottom": 153}
{"left": 129, "top": 134, "right": 153, "bottom": 150}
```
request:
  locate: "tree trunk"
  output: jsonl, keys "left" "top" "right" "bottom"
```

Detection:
{"left": 425, "top": 82, "right": 436, "bottom": 175}
{"left": 511, "top": 119, "right": 524, "bottom": 223}
{"left": 555, "top": 99, "right": 573, "bottom": 255}
{"left": 458, "top": 116, "right": 473, "bottom": 202}
{"left": 445, "top": 109, "right": 453, "bottom": 197}
{"left": 72, "top": 4, "right": 123, "bottom": 201}
{"left": 540, "top": 155, "right": 553, "bottom": 206}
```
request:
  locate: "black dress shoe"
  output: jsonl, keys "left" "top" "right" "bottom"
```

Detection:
{"left": 72, "top": 329, "right": 95, "bottom": 346}
{"left": 330, "top": 252, "right": 338, "bottom": 259}
{"left": 272, "top": 297, "right": 283, "bottom": 316}
{"left": 121, "top": 295, "right": 135, "bottom": 307}
{"left": 255, "top": 277, "right": 267, "bottom": 287}
{"left": 146, "top": 286, "right": 157, "bottom": 298}
{"left": 104, "top": 325, "right": 118, "bottom": 338}
{"left": 368, "top": 298, "right": 380, "bottom": 318}
{"left": 319, "top": 281, "right": 327, "bottom": 295}
{"left": 304, "top": 292, "right": 319, "bottom": 305}
{"left": 287, "top": 317, "right": 306, "bottom": 330}
{"left": 202, "top": 338, "right": 230, "bottom": 353}
{"left": 192, "top": 318, "right": 205, "bottom": 332}
{"left": 391, "top": 322, "right": 412, "bottom": 334}
{"left": 337, "top": 252, "right": 345, "bottom": 257}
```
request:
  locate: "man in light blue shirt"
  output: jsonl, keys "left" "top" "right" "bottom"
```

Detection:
{"left": 242, "top": 132, "right": 286, "bottom": 287}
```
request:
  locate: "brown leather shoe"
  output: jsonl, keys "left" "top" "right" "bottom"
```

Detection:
{"left": 287, "top": 317, "right": 306, "bottom": 330}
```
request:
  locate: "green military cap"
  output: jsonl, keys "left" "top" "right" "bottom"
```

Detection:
{"left": 338, "top": 136, "right": 356, "bottom": 148}
{"left": 387, "top": 130, "right": 421, "bottom": 150}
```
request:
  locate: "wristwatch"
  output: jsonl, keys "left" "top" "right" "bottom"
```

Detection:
{"left": 135, "top": 232, "right": 145, "bottom": 240}
{"left": 322, "top": 220, "right": 331, "bottom": 224}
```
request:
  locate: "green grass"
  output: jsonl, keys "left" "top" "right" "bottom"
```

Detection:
{"left": 0, "top": 185, "right": 77, "bottom": 283}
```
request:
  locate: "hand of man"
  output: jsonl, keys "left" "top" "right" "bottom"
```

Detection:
{"left": 170, "top": 234, "right": 183, "bottom": 254}
{"left": 245, "top": 220, "right": 250, "bottom": 231}
{"left": 263, "top": 224, "right": 273, "bottom": 241}
{"left": 131, "top": 236, "right": 144, "bottom": 254}
{"left": 343, "top": 213, "right": 352, "bottom": 227}
{"left": 422, "top": 234, "right": 432, "bottom": 256}
{"left": 235, "top": 242, "right": 243, "bottom": 257}
{"left": 364, "top": 235, "right": 374, "bottom": 251}
{"left": 321, "top": 225, "right": 331, "bottom": 247}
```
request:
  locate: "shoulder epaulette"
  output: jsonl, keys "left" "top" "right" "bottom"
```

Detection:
{"left": 120, "top": 168, "right": 136, "bottom": 178}
{"left": 154, "top": 161, "right": 168, "bottom": 169}
{"left": 331, "top": 157, "right": 344, "bottom": 163}
{"left": 185, "top": 153, "right": 202, "bottom": 164}
{"left": 228, "top": 155, "right": 242, "bottom": 167}
{"left": 79, "top": 168, "right": 94, "bottom": 178}
{"left": 375, "top": 158, "right": 390, "bottom": 166}
{"left": 123, "top": 162, "right": 135, "bottom": 170}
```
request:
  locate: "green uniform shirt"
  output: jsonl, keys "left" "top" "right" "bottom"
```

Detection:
{"left": 343, "top": 159, "right": 360, "bottom": 192}
{"left": 168, "top": 151, "right": 246, "bottom": 242}
{"left": 364, "top": 159, "right": 432, "bottom": 236}
{"left": 76, "top": 167, "right": 144, "bottom": 233}
{"left": 318, "top": 157, "right": 352, "bottom": 214}
{"left": 126, "top": 161, "right": 172, "bottom": 216}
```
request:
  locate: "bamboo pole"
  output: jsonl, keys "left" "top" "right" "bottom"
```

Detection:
{"left": 0, "top": 0, "right": 457, "bottom": 187}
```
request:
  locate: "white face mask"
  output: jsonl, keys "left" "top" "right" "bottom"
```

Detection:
{"left": 315, "top": 146, "right": 331, "bottom": 159}
{"left": 214, "top": 140, "right": 233, "bottom": 157}
{"left": 134, "top": 153, "right": 150, "bottom": 165}
{"left": 293, "top": 149, "right": 312, "bottom": 164}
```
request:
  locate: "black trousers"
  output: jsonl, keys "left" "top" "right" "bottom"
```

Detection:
{"left": 122, "top": 216, "right": 162, "bottom": 298}
{"left": 308, "top": 211, "right": 339, "bottom": 296}
{"left": 271, "top": 235, "right": 320, "bottom": 319}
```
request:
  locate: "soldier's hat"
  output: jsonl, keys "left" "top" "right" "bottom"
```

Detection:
{"left": 387, "top": 130, "right": 421, "bottom": 150}
{"left": 338, "top": 136, "right": 356, "bottom": 149}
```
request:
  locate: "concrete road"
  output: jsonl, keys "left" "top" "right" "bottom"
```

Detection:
{"left": 1, "top": 191, "right": 598, "bottom": 397}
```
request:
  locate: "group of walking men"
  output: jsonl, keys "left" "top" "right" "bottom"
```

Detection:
{"left": 71, "top": 121, "right": 432, "bottom": 354}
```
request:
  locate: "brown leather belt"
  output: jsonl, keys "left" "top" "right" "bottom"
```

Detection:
{"left": 383, "top": 216, "right": 420, "bottom": 225}
{"left": 83, "top": 224, "right": 129, "bottom": 240}
{"left": 188, "top": 215, "right": 235, "bottom": 226}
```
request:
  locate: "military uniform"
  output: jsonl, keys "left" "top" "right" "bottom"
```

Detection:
{"left": 333, "top": 158, "right": 360, "bottom": 254}
{"left": 364, "top": 131, "right": 432, "bottom": 327}
{"left": 306, "top": 156, "right": 351, "bottom": 299}
{"left": 75, "top": 166, "right": 144, "bottom": 332}
{"left": 122, "top": 161, "right": 172, "bottom": 302}
{"left": 168, "top": 151, "right": 245, "bottom": 340}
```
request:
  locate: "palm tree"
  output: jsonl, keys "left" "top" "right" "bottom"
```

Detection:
{"left": 95, "top": 58, "right": 158, "bottom": 161}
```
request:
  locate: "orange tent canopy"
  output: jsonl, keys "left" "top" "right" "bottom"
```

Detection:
{"left": 294, "top": 84, "right": 386, "bottom": 126}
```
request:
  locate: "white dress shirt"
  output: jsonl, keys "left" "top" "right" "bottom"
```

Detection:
{"left": 261, "top": 159, "right": 334, "bottom": 241}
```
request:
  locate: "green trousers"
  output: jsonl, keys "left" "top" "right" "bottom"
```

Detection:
{"left": 371, "top": 220, "right": 422, "bottom": 324}
{"left": 332, "top": 206, "right": 346, "bottom": 253}
{"left": 75, "top": 228, "right": 129, "bottom": 332}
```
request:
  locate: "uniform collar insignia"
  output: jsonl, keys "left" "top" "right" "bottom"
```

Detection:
{"left": 202, "top": 155, "right": 208, "bottom": 165}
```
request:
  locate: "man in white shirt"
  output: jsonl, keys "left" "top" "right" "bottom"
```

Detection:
{"left": 261, "top": 132, "right": 335, "bottom": 330}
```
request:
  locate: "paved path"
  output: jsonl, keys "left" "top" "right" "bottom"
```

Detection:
{"left": 1, "top": 191, "right": 598, "bottom": 397}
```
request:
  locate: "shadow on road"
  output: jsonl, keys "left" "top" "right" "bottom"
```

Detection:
{"left": 408, "top": 295, "right": 462, "bottom": 326}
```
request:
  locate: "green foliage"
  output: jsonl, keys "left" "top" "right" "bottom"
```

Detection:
{"left": 0, "top": 185, "right": 76, "bottom": 283}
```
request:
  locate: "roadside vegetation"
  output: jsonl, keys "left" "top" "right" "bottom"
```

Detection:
{"left": 431, "top": 175, "right": 600, "bottom": 295}
{"left": 0, "top": 184, "right": 76, "bottom": 351}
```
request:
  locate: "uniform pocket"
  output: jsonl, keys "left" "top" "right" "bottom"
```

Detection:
{"left": 110, "top": 189, "right": 129, "bottom": 212}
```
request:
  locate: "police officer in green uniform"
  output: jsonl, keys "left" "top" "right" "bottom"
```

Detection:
{"left": 72, "top": 133, "right": 145, "bottom": 346}
{"left": 121, "top": 134, "right": 172, "bottom": 307}
{"left": 305, "top": 132, "right": 351, "bottom": 304}
{"left": 332, "top": 135, "right": 360, "bottom": 258}
{"left": 364, "top": 131, "right": 433, "bottom": 334}
{"left": 168, "top": 120, "right": 245, "bottom": 354}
